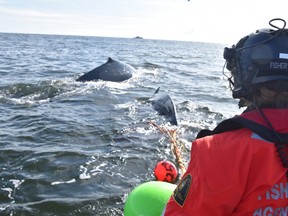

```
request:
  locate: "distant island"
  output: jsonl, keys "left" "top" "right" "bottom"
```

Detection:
{"left": 134, "top": 36, "right": 143, "bottom": 39}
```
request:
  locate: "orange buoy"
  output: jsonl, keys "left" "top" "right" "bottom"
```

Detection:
{"left": 154, "top": 160, "right": 178, "bottom": 183}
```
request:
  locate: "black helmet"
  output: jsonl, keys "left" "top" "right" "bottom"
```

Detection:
{"left": 223, "top": 18, "right": 288, "bottom": 99}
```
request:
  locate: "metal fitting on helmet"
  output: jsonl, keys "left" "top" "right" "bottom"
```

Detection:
{"left": 223, "top": 18, "right": 288, "bottom": 99}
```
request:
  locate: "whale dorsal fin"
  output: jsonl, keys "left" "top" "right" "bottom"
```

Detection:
{"left": 107, "top": 57, "right": 114, "bottom": 62}
{"left": 154, "top": 87, "right": 160, "bottom": 95}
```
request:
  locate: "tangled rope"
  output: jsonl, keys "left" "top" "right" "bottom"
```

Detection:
{"left": 149, "top": 121, "right": 187, "bottom": 177}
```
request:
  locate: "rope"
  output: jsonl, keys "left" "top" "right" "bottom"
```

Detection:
{"left": 149, "top": 121, "right": 187, "bottom": 177}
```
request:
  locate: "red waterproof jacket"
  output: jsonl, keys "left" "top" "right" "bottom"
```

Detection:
{"left": 163, "top": 108, "right": 288, "bottom": 216}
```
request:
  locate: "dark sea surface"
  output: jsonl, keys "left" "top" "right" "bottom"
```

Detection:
{"left": 0, "top": 33, "right": 242, "bottom": 215}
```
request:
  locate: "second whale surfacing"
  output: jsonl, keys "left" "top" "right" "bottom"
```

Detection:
{"left": 76, "top": 57, "right": 135, "bottom": 82}
{"left": 150, "top": 87, "right": 178, "bottom": 126}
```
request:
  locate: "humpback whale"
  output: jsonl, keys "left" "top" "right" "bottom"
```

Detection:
{"left": 76, "top": 57, "right": 135, "bottom": 82}
{"left": 150, "top": 87, "right": 178, "bottom": 125}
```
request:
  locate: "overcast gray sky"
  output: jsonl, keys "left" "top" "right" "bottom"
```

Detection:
{"left": 0, "top": 0, "right": 287, "bottom": 43}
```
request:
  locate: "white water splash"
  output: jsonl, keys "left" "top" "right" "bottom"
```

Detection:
{"left": 51, "top": 178, "right": 76, "bottom": 185}
{"left": 79, "top": 156, "right": 107, "bottom": 180}
{"left": 1, "top": 179, "right": 25, "bottom": 200}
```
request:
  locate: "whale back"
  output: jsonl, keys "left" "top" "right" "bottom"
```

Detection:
{"left": 76, "top": 57, "right": 135, "bottom": 82}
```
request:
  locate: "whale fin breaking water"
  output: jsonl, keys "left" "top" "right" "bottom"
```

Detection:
{"left": 150, "top": 87, "right": 178, "bottom": 125}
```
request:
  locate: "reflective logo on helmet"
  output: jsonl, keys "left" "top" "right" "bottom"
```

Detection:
{"left": 279, "top": 53, "right": 288, "bottom": 59}
{"left": 172, "top": 174, "right": 192, "bottom": 207}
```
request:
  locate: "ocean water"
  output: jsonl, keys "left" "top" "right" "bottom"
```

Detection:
{"left": 0, "top": 33, "right": 241, "bottom": 215}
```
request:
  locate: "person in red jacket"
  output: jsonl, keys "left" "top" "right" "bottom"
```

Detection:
{"left": 162, "top": 18, "right": 288, "bottom": 215}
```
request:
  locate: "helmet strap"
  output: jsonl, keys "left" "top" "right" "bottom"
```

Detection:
{"left": 255, "top": 106, "right": 288, "bottom": 177}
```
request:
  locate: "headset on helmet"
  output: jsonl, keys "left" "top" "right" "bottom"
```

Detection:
{"left": 223, "top": 18, "right": 288, "bottom": 99}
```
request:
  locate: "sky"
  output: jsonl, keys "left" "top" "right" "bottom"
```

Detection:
{"left": 0, "top": 0, "right": 288, "bottom": 44}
